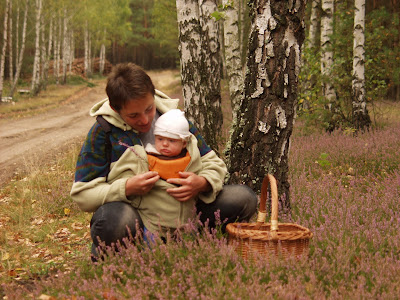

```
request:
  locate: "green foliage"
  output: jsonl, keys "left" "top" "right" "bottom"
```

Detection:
{"left": 365, "top": 7, "right": 400, "bottom": 100}
{"left": 151, "top": 0, "right": 179, "bottom": 64}
{"left": 298, "top": 2, "right": 399, "bottom": 132}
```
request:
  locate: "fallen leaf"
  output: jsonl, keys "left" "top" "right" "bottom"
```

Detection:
{"left": 64, "top": 208, "right": 71, "bottom": 216}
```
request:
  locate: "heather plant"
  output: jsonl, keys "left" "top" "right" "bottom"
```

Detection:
{"left": 3, "top": 112, "right": 400, "bottom": 299}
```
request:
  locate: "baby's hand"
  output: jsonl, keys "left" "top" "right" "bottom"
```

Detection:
{"left": 125, "top": 171, "right": 160, "bottom": 196}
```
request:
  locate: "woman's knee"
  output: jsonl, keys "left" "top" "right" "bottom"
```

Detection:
{"left": 90, "top": 202, "right": 143, "bottom": 246}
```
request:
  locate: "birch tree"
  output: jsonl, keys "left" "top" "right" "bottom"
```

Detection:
{"left": 223, "top": 0, "right": 244, "bottom": 119}
{"left": 8, "top": 0, "right": 13, "bottom": 84}
{"left": 176, "top": 0, "right": 223, "bottom": 151}
{"left": 320, "top": 0, "right": 338, "bottom": 130}
{"left": 226, "top": 0, "right": 306, "bottom": 212}
{"left": 9, "top": 0, "right": 28, "bottom": 97}
{"left": 308, "top": 0, "right": 320, "bottom": 49}
{"left": 352, "top": 0, "right": 370, "bottom": 131}
{"left": 0, "top": 0, "right": 10, "bottom": 100}
{"left": 61, "top": 8, "right": 69, "bottom": 84}
{"left": 31, "top": 0, "right": 42, "bottom": 94}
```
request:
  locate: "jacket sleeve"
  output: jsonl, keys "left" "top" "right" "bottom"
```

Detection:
{"left": 197, "top": 150, "right": 227, "bottom": 204}
{"left": 188, "top": 121, "right": 227, "bottom": 204}
{"left": 70, "top": 122, "right": 130, "bottom": 212}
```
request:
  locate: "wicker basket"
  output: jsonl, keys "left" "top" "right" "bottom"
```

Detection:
{"left": 226, "top": 174, "right": 313, "bottom": 260}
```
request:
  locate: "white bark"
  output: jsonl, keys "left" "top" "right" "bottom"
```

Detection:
{"left": 62, "top": 9, "right": 69, "bottom": 84}
{"left": 100, "top": 44, "right": 105, "bottom": 75}
{"left": 70, "top": 29, "right": 74, "bottom": 69}
{"left": 320, "top": 0, "right": 336, "bottom": 103}
{"left": 15, "top": 3, "right": 19, "bottom": 74}
{"left": 176, "top": 0, "right": 202, "bottom": 124}
{"left": 9, "top": 0, "right": 28, "bottom": 97}
{"left": 227, "top": 0, "right": 306, "bottom": 207}
{"left": 40, "top": 15, "right": 46, "bottom": 82}
{"left": 55, "top": 14, "right": 61, "bottom": 84}
{"left": 176, "top": 0, "right": 222, "bottom": 149}
{"left": 84, "top": 21, "right": 90, "bottom": 77}
{"left": 8, "top": 0, "right": 13, "bottom": 84}
{"left": 0, "top": 0, "right": 10, "bottom": 100}
{"left": 352, "top": 0, "right": 370, "bottom": 129}
{"left": 223, "top": 0, "right": 244, "bottom": 118}
{"left": 31, "top": 0, "right": 42, "bottom": 94}
{"left": 308, "top": 0, "right": 319, "bottom": 48}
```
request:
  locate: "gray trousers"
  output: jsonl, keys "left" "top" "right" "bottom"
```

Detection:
{"left": 90, "top": 184, "right": 257, "bottom": 251}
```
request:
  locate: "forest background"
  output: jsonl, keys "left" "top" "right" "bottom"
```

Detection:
{"left": 1, "top": 0, "right": 400, "bottom": 298}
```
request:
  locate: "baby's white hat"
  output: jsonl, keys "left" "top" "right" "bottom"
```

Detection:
{"left": 154, "top": 109, "right": 191, "bottom": 140}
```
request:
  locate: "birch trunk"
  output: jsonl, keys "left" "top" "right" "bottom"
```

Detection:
{"left": 84, "top": 21, "right": 90, "bottom": 77}
{"left": 31, "top": 0, "right": 42, "bottom": 95}
{"left": 321, "top": 0, "right": 338, "bottom": 130}
{"left": 40, "top": 15, "right": 46, "bottom": 85}
{"left": 9, "top": 0, "right": 28, "bottom": 97}
{"left": 226, "top": 0, "right": 306, "bottom": 212}
{"left": 8, "top": 0, "right": 13, "bottom": 84}
{"left": 352, "top": 0, "right": 370, "bottom": 131}
{"left": 99, "top": 43, "right": 105, "bottom": 75}
{"left": 62, "top": 9, "right": 68, "bottom": 84}
{"left": 198, "top": 0, "right": 222, "bottom": 150}
{"left": 45, "top": 17, "right": 53, "bottom": 85}
{"left": 15, "top": 3, "right": 19, "bottom": 75}
{"left": 223, "top": 0, "right": 244, "bottom": 119}
{"left": 70, "top": 29, "right": 74, "bottom": 71}
{"left": 0, "top": 0, "right": 10, "bottom": 100}
{"left": 176, "top": 0, "right": 222, "bottom": 151}
{"left": 55, "top": 15, "right": 61, "bottom": 84}
{"left": 308, "top": 0, "right": 319, "bottom": 48}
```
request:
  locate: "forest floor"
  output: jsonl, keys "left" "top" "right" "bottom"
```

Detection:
{"left": 0, "top": 70, "right": 183, "bottom": 186}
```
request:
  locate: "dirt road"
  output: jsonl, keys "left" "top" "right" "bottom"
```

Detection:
{"left": 0, "top": 70, "right": 181, "bottom": 186}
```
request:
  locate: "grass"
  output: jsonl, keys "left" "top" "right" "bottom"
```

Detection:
{"left": 1, "top": 77, "right": 400, "bottom": 298}
{"left": 0, "top": 75, "right": 101, "bottom": 120}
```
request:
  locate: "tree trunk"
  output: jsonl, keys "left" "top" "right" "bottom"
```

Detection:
{"left": 100, "top": 43, "right": 105, "bottom": 75}
{"left": 321, "top": 0, "right": 338, "bottom": 131}
{"left": 84, "top": 21, "right": 90, "bottom": 77}
{"left": 226, "top": 0, "right": 306, "bottom": 214}
{"left": 31, "top": 0, "right": 42, "bottom": 95}
{"left": 44, "top": 17, "right": 53, "bottom": 86}
{"left": 8, "top": 0, "right": 13, "bottom": 84}
{"left": 9, "top": 0, "right": 28, "bottom": 98}
{"left": 352, "top": 0, "right": 370, "bottom": 131}
{"left": 62, "top": 8, "right": 68, "bottom": 85}
{"left": 176, "top": 0, "right": 223, "bottom": 151}
{"left": 40, "top": 14, "right": 46, "bottom": 87}
{"left": 223, "top": 0, "right": 244, "bottom": 119}
{"left": 308, "top": 0, "right": 320, "bottom": 48}
{"left": 0, "top": 0, "right": 10, "bottom": 100}
{"left": 55, "top": 14, "right": 61, "bottom": 84}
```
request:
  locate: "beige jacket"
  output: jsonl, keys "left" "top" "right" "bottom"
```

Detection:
{"left": 70, "top": 90, "right": 227, "bottom": 235}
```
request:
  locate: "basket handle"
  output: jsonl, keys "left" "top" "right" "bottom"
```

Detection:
{"left": 255, "top": 174, "right": 278, "bottom": 231}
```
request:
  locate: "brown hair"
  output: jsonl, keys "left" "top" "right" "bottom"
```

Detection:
{"left": 105, "top": 63, "right": 155, "bottom": 112}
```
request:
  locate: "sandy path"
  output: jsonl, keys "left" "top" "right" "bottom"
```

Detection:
{"left": 0, "top": 70, "right": 181, "bottom": 186}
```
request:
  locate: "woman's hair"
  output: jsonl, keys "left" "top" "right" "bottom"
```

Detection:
{"left": 105, "top": 63, "right": 155, "bottom": 112}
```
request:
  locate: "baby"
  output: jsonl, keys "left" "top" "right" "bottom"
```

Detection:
{"left": 145, "top": 109, "right": 193, "bottom": 180}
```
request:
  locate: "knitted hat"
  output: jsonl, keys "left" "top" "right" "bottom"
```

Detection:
{"left": 154, "top": 109, "right": 191, "bottom": 140}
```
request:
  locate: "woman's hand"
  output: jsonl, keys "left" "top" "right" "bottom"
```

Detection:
{"left": 125, "top": 171, "right": 160, "bottom": 197}
{"left": 166, "top": 172, "right": 211, "bottom": 202}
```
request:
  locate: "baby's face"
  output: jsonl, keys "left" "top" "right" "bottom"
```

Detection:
{"left": 154, "top": 135, "right": 186, "bottom": 156}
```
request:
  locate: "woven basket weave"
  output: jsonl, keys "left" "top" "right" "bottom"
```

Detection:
{"left": 226, "top": 174, "right": 313, "bottom": 260}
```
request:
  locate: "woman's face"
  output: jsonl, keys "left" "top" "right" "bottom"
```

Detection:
{"left": 154, "top": 135, "right": 186, "bottom": 157}
{"left": 118, "top": 92, "right": 156, "bottom": 133}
